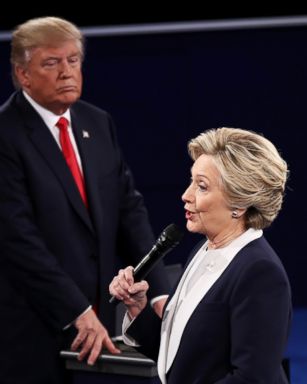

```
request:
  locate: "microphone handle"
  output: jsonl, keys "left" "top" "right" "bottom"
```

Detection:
{"left": 109, "top": 294, "right": 120, "bottom": 305}
{"left": 108, "top": 223, "right": 184, "bottom": 306}
{"left": 109, "top": 249, "right": 162, "bottom": 305}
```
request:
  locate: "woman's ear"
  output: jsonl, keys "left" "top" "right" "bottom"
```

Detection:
{"left": 231, "top": 208, "right": 246, "bottom": 219}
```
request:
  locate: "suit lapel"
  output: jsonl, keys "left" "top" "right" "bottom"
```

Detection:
{"left": 16, "top": 93, "right": 94, "bottom": 234}
{"left": 70, "top": 108, "right": 96, "bottom": 201}
{"left": 158, "top": 258, "right": 197, "bottom": 383}
{"left": 69, "top": 107, "right": 102, "bottom": 232}
{"left": 165, "top": 250, "right": 227, "bottom": 372}
{"left": 162, "top": 248, "right": 231, "bottom": 374}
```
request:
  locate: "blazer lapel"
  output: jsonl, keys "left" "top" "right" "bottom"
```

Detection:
{"left": 158, "top": 257, "right": 198, "bottom": 383}
{"left": 164, "top": 249, "right": 230, "bottom": 373}
{"left": 16, "top": 93, "right": 94, "bottom": 234}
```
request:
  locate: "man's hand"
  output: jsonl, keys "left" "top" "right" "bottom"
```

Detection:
{"left": 71, "top": 309, "right": 120, "bottom": 365}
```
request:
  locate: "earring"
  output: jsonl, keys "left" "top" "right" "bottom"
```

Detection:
{"left": 231, "top": 210, "right": 238, "bottom": 218}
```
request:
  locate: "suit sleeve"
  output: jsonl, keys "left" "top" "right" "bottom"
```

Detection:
{"left": 0, "top": 133, "right": 90, "bottom": 330}
{"left": 127, "top": 302, "right": 162, "bottom": 361}
{"left": 215, "top": 258, "right": 291, "bottom": 383}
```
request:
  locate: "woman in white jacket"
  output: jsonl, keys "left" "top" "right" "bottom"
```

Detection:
{"left": 110, "top": 127, "right": 292, "bottom": 384}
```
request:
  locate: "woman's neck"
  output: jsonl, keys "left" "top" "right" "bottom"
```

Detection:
{"left": 207, "top": 226, "right": 246, "bottom": 249}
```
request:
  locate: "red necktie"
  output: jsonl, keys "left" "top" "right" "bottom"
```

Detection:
{"left": 56, "top": 117, "right": 88, "bottom": 206}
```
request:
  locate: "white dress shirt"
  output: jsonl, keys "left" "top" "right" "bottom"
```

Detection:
{"left": 22, "top": 91, "right": 84, "bottom": 173}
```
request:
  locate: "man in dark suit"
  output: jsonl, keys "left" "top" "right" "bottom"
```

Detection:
{"left": 0, "top": 16, "right": 169, "bottom": 384}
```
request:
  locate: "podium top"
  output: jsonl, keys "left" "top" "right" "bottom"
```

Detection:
{"left": 60, "top": 338, "right": 158, "bottom": 377}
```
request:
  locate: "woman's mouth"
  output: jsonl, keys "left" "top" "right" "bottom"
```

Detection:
{"left": 185, "top": 210, "right": 196, "bottom": 220}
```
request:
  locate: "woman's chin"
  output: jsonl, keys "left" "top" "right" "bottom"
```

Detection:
{"left": 186, "top": 222, "right": 200, "bottom": 234}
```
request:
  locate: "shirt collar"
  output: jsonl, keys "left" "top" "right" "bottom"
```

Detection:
{"left": 23, "top": 90, "right": 71, "bottom": 129}
{"left": 204, "top": 228, "right": 263, "bottom": 261}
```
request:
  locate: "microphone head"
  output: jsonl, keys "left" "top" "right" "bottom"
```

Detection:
{"left": 109, "top": 223, "right": 184, "bottom": 304}
{"left": 159, "top": 223, "right": 184, "bottom": 248}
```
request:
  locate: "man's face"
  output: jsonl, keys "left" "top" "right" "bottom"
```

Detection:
{"left": 15, "top": 40, "right": 83, "bottom": 115}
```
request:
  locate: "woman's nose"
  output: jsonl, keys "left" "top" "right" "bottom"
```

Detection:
{"left": 182, "top": 184, "right": 193, "bottom": 203}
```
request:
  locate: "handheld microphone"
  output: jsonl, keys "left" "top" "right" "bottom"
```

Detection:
{"left": 109, "top": 223, "right": 184, "bottom": 305}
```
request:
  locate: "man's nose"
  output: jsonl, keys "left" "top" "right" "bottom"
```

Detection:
{"left": 58, "top": 59, "right": 73, "bottom": 76}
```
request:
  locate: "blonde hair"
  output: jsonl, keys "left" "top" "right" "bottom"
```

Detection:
{"left": 188, "top": 127, "right": 288, "bottom": 229}
{"left": 10, "top": 16, "right": 84, "bottom": 88}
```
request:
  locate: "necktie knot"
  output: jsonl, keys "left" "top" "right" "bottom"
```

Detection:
{"left": 56, "top": 116, "right": 69, "bottom": 131}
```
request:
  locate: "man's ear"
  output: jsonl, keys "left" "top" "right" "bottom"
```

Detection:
{"left": 15, "top": 65, "right": 30, "bottom": 89}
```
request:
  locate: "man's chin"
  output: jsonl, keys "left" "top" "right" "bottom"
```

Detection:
{"left": 49, "top": 94, "right": 80, "bottom": 114}
{"left": 59, "top": 93, "right": 81, "bottom": 106}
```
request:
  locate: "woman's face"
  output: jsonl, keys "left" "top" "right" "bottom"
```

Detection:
{"left": 182, "top": 154, "right": 233, "bottom": 238}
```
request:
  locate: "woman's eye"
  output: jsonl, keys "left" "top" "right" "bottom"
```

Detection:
{"left": 198, "top": 184, "right": 207, "bottom": 191}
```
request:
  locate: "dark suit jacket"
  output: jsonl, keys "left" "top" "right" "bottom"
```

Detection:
{"left": 129, "top": 236, "right": 292, "bottom": 384}
{"left": 0, "top": 91, "right": 169, "bottom": 384}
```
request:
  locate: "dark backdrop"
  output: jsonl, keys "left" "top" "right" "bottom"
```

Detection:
{"left": 1, "top": 8, "right": 307, "bottom": 30}
{"left": 1, "top": 22, "right": 306, "bottom": 306}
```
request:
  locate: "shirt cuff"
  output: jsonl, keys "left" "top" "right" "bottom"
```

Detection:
{"left": 150, "top": 294, "right": 169, "bottom": 307}
{"left": 122, "top": 311, "right": 140, "bottom": 347}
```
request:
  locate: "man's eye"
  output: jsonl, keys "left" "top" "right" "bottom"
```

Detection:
{"left": 68, "top": 56, "right": 80, "bottom": 65}
{"left": 43, "top": 60, "right": 58, "bottom": 67}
